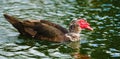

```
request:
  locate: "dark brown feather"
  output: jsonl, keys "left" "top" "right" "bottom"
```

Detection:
{"left": 40, "top": 20, "right": 68, "bottom": 34}
{"left": 3, "top": 14, "right": 69, "bottom": 42}
{"left": 3, "top": 14, "right": 27, "bottom": 35}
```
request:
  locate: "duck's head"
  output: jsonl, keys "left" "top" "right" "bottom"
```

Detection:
{"left": 69, "top": 18, "right": 93, "bottom": 33}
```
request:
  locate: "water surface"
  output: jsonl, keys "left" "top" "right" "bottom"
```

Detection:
{"left": 0, "top": 0, "right": 120, "bottom": 59}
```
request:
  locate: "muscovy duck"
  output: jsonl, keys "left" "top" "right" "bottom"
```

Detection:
{"left": 3, "top": 14, "right": 93, "bottom": 42}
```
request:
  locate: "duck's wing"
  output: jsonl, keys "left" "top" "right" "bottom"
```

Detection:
{"left": 22, "top": 19, "right": 68, "bottom": 35}
{"left": 34, "top": 22, "right": 65, "bottom": 39}
{"left": 34, "top": 22, "right": 63, "bottom": 36}
{"left": 23, "top": 20, "right": 69, "bottom": 42}
{"left": 23, "top": 20, "right": 68, "bottom": 42}
{"left": 40, "top": 20, "right": 69, "bottom": 34}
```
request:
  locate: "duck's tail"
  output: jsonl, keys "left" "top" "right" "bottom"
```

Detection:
{"left": 3, "top": 14, "right": 26, "bottom": 35}
{"left": 3, "top": 14, "right": 21, "bottom": 25}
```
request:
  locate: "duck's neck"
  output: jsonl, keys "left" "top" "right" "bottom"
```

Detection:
{"left": 64, "top": 24, "right": 81, "bottom": 42}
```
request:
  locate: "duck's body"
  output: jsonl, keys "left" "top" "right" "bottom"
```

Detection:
{"left": 4, "top": 14, "right": 93, "bottom": 42}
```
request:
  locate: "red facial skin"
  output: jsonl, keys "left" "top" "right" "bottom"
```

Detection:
{"left": 76, "top": 19, "right": 93, "bottom": 31}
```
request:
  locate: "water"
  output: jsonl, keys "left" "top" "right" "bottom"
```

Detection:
{"left": 0, "top": 0, "right": 120, "bottom": 59}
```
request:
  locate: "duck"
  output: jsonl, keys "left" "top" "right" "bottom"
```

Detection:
{"left": 3, "top": 14, "right": 93, "bottom": 43}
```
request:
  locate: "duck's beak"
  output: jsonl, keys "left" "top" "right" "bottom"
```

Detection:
{"left": 86, "top": 26, "right": 93, "bottom": 31}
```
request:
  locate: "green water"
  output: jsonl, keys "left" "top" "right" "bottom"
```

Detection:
{"left": 0, "top": 0, "right": 120, "bottom": 59}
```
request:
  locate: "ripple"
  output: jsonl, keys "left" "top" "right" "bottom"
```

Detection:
{"left": 0, "top": 0, "right": 120, "bottom": 59}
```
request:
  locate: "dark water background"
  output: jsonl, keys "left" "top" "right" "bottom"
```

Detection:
{"left": 0, "top": 0, "right": 120, "bottom": 59}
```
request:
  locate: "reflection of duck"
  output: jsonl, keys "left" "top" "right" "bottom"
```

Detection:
{"left": 4, "top": 14, "right": 93, "bottom": 42}
{"left": 68, "top": 41, "right": 90, "bottom": 59}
